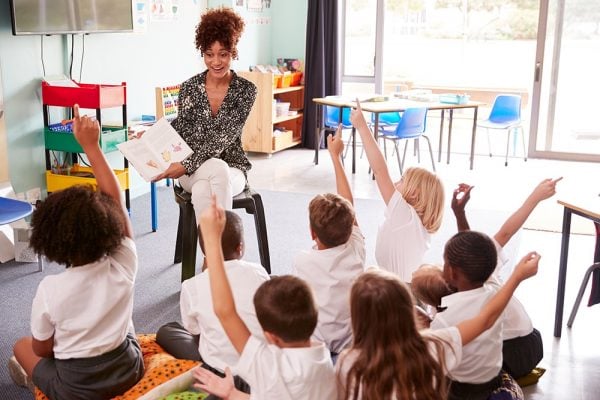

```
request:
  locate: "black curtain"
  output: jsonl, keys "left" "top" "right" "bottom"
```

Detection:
{"left": 301, "top": 0, "right": 339, "bottom": 149}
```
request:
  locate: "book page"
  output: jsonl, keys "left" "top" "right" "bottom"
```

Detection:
{"left": 117, "top": 140, "right": 165, "bottom": 182}
{"left": 141, "top": 118, "right": 193, "bottom": 167}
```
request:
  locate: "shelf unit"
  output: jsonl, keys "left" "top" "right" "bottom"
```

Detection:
{"left": 41, "top": 81, "right": 130, "bottom": 208}
{"left": 238, "top": 71, "right": 304, "bottom": 153}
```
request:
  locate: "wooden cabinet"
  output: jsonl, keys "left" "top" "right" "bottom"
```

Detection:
{"left": 238, "top": 71, "right": 304, "bottom": 153}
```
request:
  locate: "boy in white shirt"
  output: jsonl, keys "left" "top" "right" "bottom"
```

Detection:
{"left": 292, "top": 126, "right": 366, "bottom": 356}
{"left": 156, "top": 210, "right": 269, "bottom": 394}
{"left": 192, "top": 196, "right": 337, "bottom": 400}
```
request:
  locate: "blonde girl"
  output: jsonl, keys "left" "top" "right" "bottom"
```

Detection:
{"left": 336, "top": 252, "right": 540, "bottom": 400}
{"left": 350, "top": 102, "right": 444, "bottom": 282}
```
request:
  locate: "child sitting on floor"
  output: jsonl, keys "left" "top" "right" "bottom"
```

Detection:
{"left": 292, "top": 126, "right": 366, "bottom": 357}
{"left": 9, "top": 104, "right": 144, "bottom": 399}
{"left": 411, "top": 263, "right": 454, "bottom": 319}
{"left": 335, "top": 250, "right": 541, "bottom": 400}
{"left": 350, "top": 100, "right": 445, "bottom": 282}
{"left": 156, "top": 210, "right": 269, "bottom": 394}
{"left": 190, "top": 196, "right": 337, "bottom": 399}
{"left": 449, "top": 178, "right": 561, "bottom": 379}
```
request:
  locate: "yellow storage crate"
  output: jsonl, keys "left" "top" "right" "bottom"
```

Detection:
{"left": 46, "top": 164, "right": 129, "bottom": 193}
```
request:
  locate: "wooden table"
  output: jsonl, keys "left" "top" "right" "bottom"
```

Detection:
{"left": 554, "top": 198, "right": 600, "bottom": 337}
{"left": 312, "top": 96, "right": 484, "bottom": 172}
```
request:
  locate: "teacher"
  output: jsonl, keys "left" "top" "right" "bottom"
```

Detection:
{"left": 153, "top": 7, "right": 257, "bottom": 222}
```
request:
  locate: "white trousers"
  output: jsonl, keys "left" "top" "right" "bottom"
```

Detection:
{"left": 178, "top": 158, "right": 246, "bottom": 223}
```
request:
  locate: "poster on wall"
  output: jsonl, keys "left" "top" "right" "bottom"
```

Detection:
{"left": 150, "top": 0, "right": 181, "bottom": 20}
{"left": 247, "top": 0, "right": 262, "bottom": 11}
{"left": 235, "top": 0, "right": 244, "bottom": 7}
{"left": 133, "top": 0, "right": 148, "bottom": 33}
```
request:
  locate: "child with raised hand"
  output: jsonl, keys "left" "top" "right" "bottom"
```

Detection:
{"left": 449, "top": 177, "right": 561, "bottom": 380}
{"left": 349, "top": 100, "right": 445, "bottom": 282}
{"left": 193, "top": 196, "right": 336, "bottom": 399}
{"left": 336, "top": 250, "right": 541, "bottom": 400}
{"left": 292, "top": 125, "right": 366, "bottom": 357}
{"left": 10, "top": 104, "right": 144, "bottom": 399}
{"left": 156, "top": 210, "right": 269, "bottom": 394}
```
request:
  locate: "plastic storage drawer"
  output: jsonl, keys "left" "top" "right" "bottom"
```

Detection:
{"left": 42, "top": 82, "right": 126, "bottom": 109}
{"left": 46, "top": 165, "right": 129, "bottom": 192}
{"left": 44, "top": 126, "right": 127, "bottom": 153}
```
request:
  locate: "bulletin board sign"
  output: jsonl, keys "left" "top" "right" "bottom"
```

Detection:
{"left": 155, "top": 85, "right": 180, "bottom": 121}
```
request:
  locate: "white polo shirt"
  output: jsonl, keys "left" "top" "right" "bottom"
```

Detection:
{"left": 431, "top": 286, "right": 503, "bottom": 383}
{"left": 375, "top": 190, "right": 430, "bottom": 283}
{"left": 336, "top": 327, "right": 462, "bottom": 399}
{"left": 180, "top": 259, "right": 269, "bottom": 372}
{"left": 292, "top": 225, "right": 366, "bottom": 353}
{"left": 30, "top": 237, "right": 137, "bottom": 359}
{"left": 487, "top": 239, "right": 534, "bottom": 340}
{"left": 235, "top": 336, "right": 337, "bottom": 400}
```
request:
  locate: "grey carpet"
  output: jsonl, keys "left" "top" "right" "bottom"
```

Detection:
{"left": 0, "top": 186, "right": 511, "bottom": 399}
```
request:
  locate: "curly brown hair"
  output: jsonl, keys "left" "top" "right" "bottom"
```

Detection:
{"left": 309, "top": 193, "right": 355, "bottom": 248}
{"left": 29, "top": 185, "right": 127, "bottom": 267}
{"left": 195, "top": 7, "right": 245, "bottom": 59}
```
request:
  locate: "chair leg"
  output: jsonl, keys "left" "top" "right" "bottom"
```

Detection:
{"left": 520, "top": 126, "right": 528, "bottom": 161}
{"left": 415, "top": 139, "right": 421, "bottom": 164}
{"left": 567, "top": 262, "right": 600, "bottom": 327}
{"left": 422, "top": 135, "right": 436, "bottom": 172}
{"left": 392, "top": 140, "right": 402, "bottom": 175}
{"left": 486, "top": 128, "right": 492, "bottom": 157}
{"left": 504, "top": 129, "right": 511, "bottom": 166}
{"left": 401, "top": 140, "right": 410, "bottom": 174}
{"left": 174, "top": 205, "right": 184, "bottom": 264}
{"left": 251, "top": 193, "right": 271, "bottom": 274}
{"left": 181, "top": 202, "right": 198, "bottom": 282}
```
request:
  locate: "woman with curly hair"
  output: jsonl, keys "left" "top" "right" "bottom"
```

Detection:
{"left": 153, "top": 6, "right": 256, "bottom": 223}
{"left": 336, "top": 249, "right": 540, "bottom": 400}
{"left": 10, "top": 105, "right": 144, "bottom": 399}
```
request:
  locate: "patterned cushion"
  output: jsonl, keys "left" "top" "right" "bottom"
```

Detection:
{"left": 488, "top": 370, "right": 524, "bottom": 400}
{"left": 35, "top": 334, "right": 200, "bottom": 400}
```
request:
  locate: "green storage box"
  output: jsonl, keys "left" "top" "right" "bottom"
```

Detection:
{"left": 44, "top": 126, "right": 127, "bottom": 153}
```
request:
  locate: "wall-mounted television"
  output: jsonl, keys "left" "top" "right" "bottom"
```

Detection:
{"left": 10, "top": 0, "right": 134, "bottom": 35}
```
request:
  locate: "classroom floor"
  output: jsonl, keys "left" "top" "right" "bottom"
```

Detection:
{"left": 244, "top": 140, "right": 599, "bottom": 400}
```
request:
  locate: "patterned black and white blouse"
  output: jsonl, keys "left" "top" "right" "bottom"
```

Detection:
{"left": 171, "top": 70, "right": 257, "bottom": 175}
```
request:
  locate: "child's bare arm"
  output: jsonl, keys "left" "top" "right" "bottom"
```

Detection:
{"left": 350, "top": 100, "right": 396, "bottom": 204}
{"left": 72, "top": 104, "right": 133, "bottom": 238}
{"left": 200, "top": 195, "right": 251, "bottom": 354}
{"left": 451, "top": 183, "right": 473, "bottom": 232}
{"left": 32, "top": 336, "right": 54, "bottom": 358}
{"left": 494, "top": 178, "right": 562, "bottom": 247}
{"left": 327, "top": 125, "right": 354, "bottom": 206}
{"left": 456, "top": 251, "right": 540, "bottom": 346}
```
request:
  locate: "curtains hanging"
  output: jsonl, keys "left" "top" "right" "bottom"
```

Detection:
{"left": 301, "top": 0, "right": 339, "bottom": 149}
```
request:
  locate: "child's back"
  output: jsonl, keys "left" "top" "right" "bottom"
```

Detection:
{"left": 293, "top": 192, "right": 366, "bottom": 354}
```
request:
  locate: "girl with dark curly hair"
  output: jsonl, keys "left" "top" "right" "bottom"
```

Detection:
{"left": 153, "top": 6, "right": 257, "bottom": 223}
{"left": 10, "top": 105, "right": 144, "bottom": 399}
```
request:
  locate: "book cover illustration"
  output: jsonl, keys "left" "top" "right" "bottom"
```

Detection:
{"left": 117, "top": 118, "right": 192, "bottom": 182}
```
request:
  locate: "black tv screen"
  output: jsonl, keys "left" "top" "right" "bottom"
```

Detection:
{"left": 10, "top": 0, "right": 134, "bottom": 35}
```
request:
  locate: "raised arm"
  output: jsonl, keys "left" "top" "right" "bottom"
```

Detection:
{"left": 327, "top": 125, "right": 354, "bottom": 207}
{"left": 456, "top": 251, "right": 540, "bottom": 346}
{"left": 451, "top": 184, "right": 473, "bottom": 232}
{"left": 494, "top": 177, "right": 562, "bottom": 247}
{"left": 72, "top": 104, "right": 133, "bottom": 238}
{"left": 349, "top": 100, "right": 396, "bottom": 204}
{"left": 200, "top": 195, "right": 251, "bottom": 354}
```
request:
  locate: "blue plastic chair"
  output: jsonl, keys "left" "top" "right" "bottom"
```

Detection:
{"left": 0, "top": 196, "right": 33, "bottom": 225}
{"left": 324, "top": 106, "right": 354, "bottom": 159}
{"left": 477, "top": 94, "right": 527, "bottom": 166}
{"left": 377, "top": 107, "right": 434, "bottom": 175}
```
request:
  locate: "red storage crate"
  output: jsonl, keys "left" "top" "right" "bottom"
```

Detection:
{"left": 42, "top": 81, "right": 126, "bottom": 109}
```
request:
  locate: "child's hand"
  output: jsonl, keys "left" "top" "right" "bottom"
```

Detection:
{"left": 529, "top": 177, "right": 562, "bottom": 203}
{"left": 193, "top": 366, "right": 235, "bottom": 399}
{"left": 513, "top": 251, "right": 540, "bottom": 281}
{"left": 451, "top": 183, "right": 473, "bottom": 214}
{"left": 327, "top": 124, "right": 344, "bottom": 159}
{"left": 72, "top": 104, "right": 100, "bottom": 150}
{"left": 349, "top": 99, "right": 368, "bottom": 130}
{"left": 199, "top": 195, "right": 226, "bottom": 242}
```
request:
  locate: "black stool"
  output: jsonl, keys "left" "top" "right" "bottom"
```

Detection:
{"left": 173, "top": 183, "right": 271, "bottom": 282}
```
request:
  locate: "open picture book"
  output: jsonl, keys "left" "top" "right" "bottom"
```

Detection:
{"left": 117, "top": 118, "right": 193, "bottom": 182}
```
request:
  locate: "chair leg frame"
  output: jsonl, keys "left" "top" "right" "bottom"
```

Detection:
{"left": 567, "top": 262, "right": 600, "bottom": 328}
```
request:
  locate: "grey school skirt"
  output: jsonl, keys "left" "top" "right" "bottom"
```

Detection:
{"left": 32, "top": 333, "right": 144, "bottom": 400}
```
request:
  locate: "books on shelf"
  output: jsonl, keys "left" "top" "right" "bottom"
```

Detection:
{"left": 117, "top": 118, "right": 193, "bottom": 182}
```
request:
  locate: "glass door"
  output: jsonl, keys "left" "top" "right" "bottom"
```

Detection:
{"left": 529, "top": 0, "right": 600, "bottom": 161}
